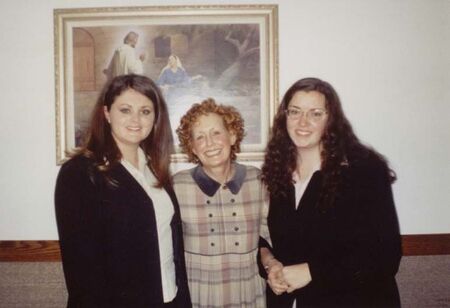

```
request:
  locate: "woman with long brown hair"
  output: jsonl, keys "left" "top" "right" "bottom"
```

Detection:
{"left": 55, "top": 74, "right": 191, "bottom": 307}
{"left": 259, "top": 77, "right": 401, "bottom": 307}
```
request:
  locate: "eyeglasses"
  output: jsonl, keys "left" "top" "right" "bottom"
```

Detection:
{"left": 284, "top": 108, "right": 328, "bottom": 122}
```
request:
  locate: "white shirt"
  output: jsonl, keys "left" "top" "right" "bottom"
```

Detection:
{"left": 293, "top": 169, "right": 318, "bottom": 209}
{"left": 121, "top": 148, "right": 177, "bottom": 303}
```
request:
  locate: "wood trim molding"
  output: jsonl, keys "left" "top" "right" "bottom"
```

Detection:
{"left": 401, "top": 234, "right": 450, "bottom": 256}
{"left": 0, "top": 234, "right": 449, "bottom": 261}
{"left": 0, "top": 240, "right": 61, "bottom": 261}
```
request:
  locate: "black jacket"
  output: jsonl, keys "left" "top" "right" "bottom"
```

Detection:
{"left": 260, "top": 155, "right": 402, "bottom": 307}
{"left": 55, "top": 156, "right": 191, "bottom": 307}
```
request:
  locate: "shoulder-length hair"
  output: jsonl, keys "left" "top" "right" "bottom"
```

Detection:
{"left": 176, "top": 98, "right": 245, "bottom": 163}
{"left": 261, "top": 77, "right": 395, "bottom": 209}
{"left": 74, "top": 74, "right": 174, "bottom": 188}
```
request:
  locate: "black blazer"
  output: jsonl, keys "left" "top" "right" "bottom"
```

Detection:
{"left": 260, "top": 154, "right": 402, "bottom": 307}
{"left": 55, "top": 156, "right": 191, "bottom": 308}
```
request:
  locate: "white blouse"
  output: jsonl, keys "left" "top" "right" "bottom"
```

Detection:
{"left": 121, "top": 148, "right": 177, "bottom": 303}
{"left": 293, "top": 169, "right": 317, "bottom": 209}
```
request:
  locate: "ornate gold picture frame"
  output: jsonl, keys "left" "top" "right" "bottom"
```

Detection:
{"left": 54, "top": 5, "right": 278, "bottom": 164}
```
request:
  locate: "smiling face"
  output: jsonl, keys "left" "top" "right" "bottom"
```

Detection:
{"left": 104, "top": 88, "right": 155, "bottom": 153}
{"left": 286, "top": 90, "right": 328, "bottom": 153}
{"left": 191, "top": 113, "right": 237, "bottom": 171}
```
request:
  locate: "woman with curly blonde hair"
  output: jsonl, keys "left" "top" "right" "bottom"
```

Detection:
{"left": 259, "top": 77, "right": 401, "bottom": 307}
{"left": 173, "top": 98, "right": 271, "bottom": 307}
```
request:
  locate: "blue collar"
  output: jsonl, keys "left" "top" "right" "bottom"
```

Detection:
{"left": 190, "top": 163, "right": 247, "bottom": 197}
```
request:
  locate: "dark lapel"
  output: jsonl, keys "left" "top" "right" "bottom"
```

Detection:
{"left": 296, "top": 171, "right": 323, "bottom": 213}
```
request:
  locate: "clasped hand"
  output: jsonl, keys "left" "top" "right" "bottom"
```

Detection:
{"left": 266, "top": 260, "right": 312, "bottom": 295}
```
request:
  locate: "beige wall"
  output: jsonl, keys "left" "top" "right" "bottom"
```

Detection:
{"left": 0, "top": 0, "right": 449, "bottom": 239}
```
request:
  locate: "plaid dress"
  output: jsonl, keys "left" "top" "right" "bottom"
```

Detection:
{"left": 173, "top": 163, "right": 271, "bottom": 308}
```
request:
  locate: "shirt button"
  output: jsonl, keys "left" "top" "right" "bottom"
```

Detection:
{"left": 234, "top": 227, "right": 239, "bottom": 231}
{"left": 232, "top": 212, "right": 237, "bottom": 216}
{"left": 222, "top": 185, "right": 228, "bottom": 190}
{"left": 211, "top": 242, "right": 215, "bottom": 246}
{"left": 211, "top": 228, "right": 215, "bottom": 232}
{"left": 206, "top": 200, "right": 211, "bottom": 204}
{"left": 235, "top": 242, "right": 239, "bottom": 246}
{"left": 230, "top": 198, "right": 235, "bottom": 203}
{"left": 209, "top": 213, "right": 213, "bottom": 217}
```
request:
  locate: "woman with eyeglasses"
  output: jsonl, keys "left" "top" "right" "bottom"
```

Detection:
{"left": 259, "top": 77, "right": 401, "bottom": 307}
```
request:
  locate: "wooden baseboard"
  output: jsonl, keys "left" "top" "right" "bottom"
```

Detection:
{"left": 0, "top": 241, "right": 61, "bottom": 262}
{"left": 401, "top": 234, "right": 450, "bottom": 256}
{"left": 0, "top": 234, "right": 449, "bottom": 261}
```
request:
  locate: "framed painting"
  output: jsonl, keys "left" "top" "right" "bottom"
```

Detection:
{"left": 54, "top": 5, "right": 278, "bottom": 164}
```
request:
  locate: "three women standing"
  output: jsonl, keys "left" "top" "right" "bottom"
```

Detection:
{"left": 260, "top": 78, "right": 402, "bottom": 307}
{"left": 55, "top": 74, "right": 401, "bottom": 308}
{"left": 55, "top": 74, "right": 191, "bottom": 307}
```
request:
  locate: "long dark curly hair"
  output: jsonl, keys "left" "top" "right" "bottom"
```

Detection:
{"left": 261, "top": 77, "right": 395, "bottom": 210}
